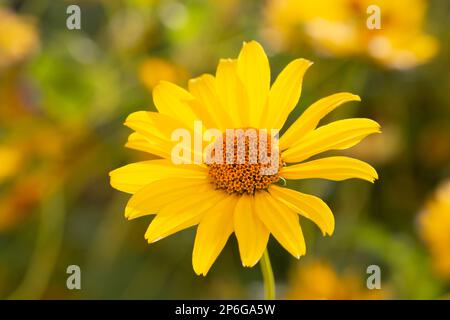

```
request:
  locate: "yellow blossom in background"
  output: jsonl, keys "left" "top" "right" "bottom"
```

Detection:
{"left": 110, "top": 40, "right": 380, "bottom": 276}
{"left": 139, "top": 57, "right": 189, "bottom": 91}
{"left": 286, "top": 260, "right": 389, "bottom": 299}
{"left": 419, "top": 180, "right": 450, "bottom": 279}
{"left": 0, "top": 8, "right": 39, "bottom": 69}
{"left": 0, "top": 146, "right": 22, "bottom": 183}
{"left": 264, "top": 0, "right": 438, "bottom": 69}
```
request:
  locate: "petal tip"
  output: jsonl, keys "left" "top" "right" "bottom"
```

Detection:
{"left": 193, "top": 267, "right": 204, "bottom": 276}
{"left": 195, "top": 268, "right": 207, "bottom": 276}
{"left": 145, "top": 233, "right": 161, "bottom": 244}
{"left": 193, "top": 263, "right": 209, "bottom": 276}
{"left": 301, "top": 58, "right": 314, "bottom": 67}
{"left": 188, "top": 78, "right": 198, "bottom": 85}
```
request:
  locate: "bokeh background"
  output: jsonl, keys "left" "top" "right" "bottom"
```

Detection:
{"left": 1, "top": 0, "right": 449, "bottom": 299}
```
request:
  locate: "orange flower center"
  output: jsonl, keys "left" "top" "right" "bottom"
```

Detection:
{"left": 207, "top": 130, "right": 283, "bottom": 195}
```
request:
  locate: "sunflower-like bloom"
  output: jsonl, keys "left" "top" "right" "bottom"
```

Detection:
{"left": 265, "top": 0, "right": 438, "bottom": 69}
{"left": 110, "top": 41, "right": 380, "bottom": 275}
{"left": 419, "top": 180, "right": 450, "bottom": 279}
{"left": 0, "top": 8, "right": 39, "bottom": 69}
{"left": 139, "top": 57, "right": 189, "bottom": 91}
{"left": 286, "top": 260, "right": 389, "bottom": 299}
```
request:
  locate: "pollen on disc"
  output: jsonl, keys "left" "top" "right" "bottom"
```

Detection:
{"left": 207, "top": 130, "right": 283, "bottom": 195}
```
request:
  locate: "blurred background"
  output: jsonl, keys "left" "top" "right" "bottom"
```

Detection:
{"left": 0, "top": 0, "right": 449, "bottom": 299}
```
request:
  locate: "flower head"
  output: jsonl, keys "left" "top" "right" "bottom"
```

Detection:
{"left": 286, "top": 260, "right": 390, "bottom": 299}
{"left": 0, "top": 9, "right": 39, "bottom": 69}
{"left": 139, "top": 57, "right": 189, "bottom": 91}
{"left": 419, "top": 180, "right": 450, "bottom": 279}
{"left": 110, "top": 40, "right": 380, "bottom": 275}
{"left": 264, "top": 0, "right": 438, "bottom": 69}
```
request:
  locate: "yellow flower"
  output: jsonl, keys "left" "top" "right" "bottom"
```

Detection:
{"left": 139, "top": 57, "right": 189, "bottom": 91}
{"left": 0, "top": 8, "right": 39, "bottom": 69}
{"left": 110, "top": 40, "right": 380, "bottom": 275}
{"left": 265, "top": 0, "right": 438, "bottom": 69}
{"left": 0, "top": 146, "right": 22, "bottom": 183}
{"left": 419, "top": 180, "right": 450, "bottom": 279}
{"left": 286, "top": 260, "right": 390, "bottom": 299}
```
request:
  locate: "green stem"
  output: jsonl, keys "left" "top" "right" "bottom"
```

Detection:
{"left": 8, "top": 190, "right": 65, "bottom": 299}
{"left": 259, "top": 249, "right": 275, "bottom": 300}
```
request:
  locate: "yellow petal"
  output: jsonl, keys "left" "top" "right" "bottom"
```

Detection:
{"left": 109, "top": 159, "right": 206, "bottom": 194}
{"left": 262, "top": 58, "right": 313, "bottom": 129}
{"left": 124, "top": 111, "right": 186, "bottom": 158}
{"left": 281, "top": 156, "right": 378, "bottom": 183}
{"left": 188, "top": 74, "right": 233, "bottom": 131}
{"left": 125, "top": 111, "right": 183, "bottom": 141}
{"left": 124, "top": 110, "right": 202, "bottom": 162}
{"left": 282, "top": 118, "right": 381, "bottom": 163}
{"left": 125, "top": 177, "right": 211, "bottom": 219}
{"left": 237, "top": 41, "right": 271, "bottom": 128}
{"left": 192, "top": 195, "right": 238, "bottom": 276}
{"left": 215, "top": 58, "right": 248, "bottom": 128}
{"left": 254, "top": 192, "right": 306, "bottom": 258}
{"left": 153, "top": 81, "right": 198, "bottom": 129}
{"left": 234, "top": 194, "right": 270, "bottom": 267}
{"left": 125, "top": 132, "right": 171, "bottom": 158}
{"left": 280, "top": 93, "right": 361, "bottom": 150}
{"left": 268, "top": 185, "right": 334, "bottom": 236}
{"left": 144, "top": 188, "right": 225, "bottom": 243}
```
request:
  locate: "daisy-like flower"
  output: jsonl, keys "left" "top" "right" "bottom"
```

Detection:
{"left": 138, "top": 57, "right": 189, "bottom": 91}
{"left": 285, "top": 260, "right": 389, "bottom": 300}
{"left": 419, "top": 180, "right": 450, "bottom": 279}
{"left": 264, "top": 0, "right": 438, "bottom": 69}
{"left": 110, "top": 40, "right": 380, "bottom": 277}
{"left": 0, "top": 8, "right": 39, "bottom": 69}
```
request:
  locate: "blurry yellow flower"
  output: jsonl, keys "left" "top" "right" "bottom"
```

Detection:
{"left": 110, "top": 40, "right": 380, "bottom": 275}
{"left": 286, "top": 260, "right": 389, "bottom": 299}
{"left": 138, "top": 57, "right": 189, "bottom": 91}
{"left": 265, "top": 0, "right": 438, "bottom": 69}
{"left": 0, "top": 8, "right": 39, "bottom": 69}
{"left": 419, "top": 180, "right": 450, "bottom": 279}
{"left": 0, "top": 146, "right": 22, "bottom": 183}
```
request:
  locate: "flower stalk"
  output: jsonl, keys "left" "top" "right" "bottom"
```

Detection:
{"left": 259, "top": 249, "right": 275, "bottom": 300}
